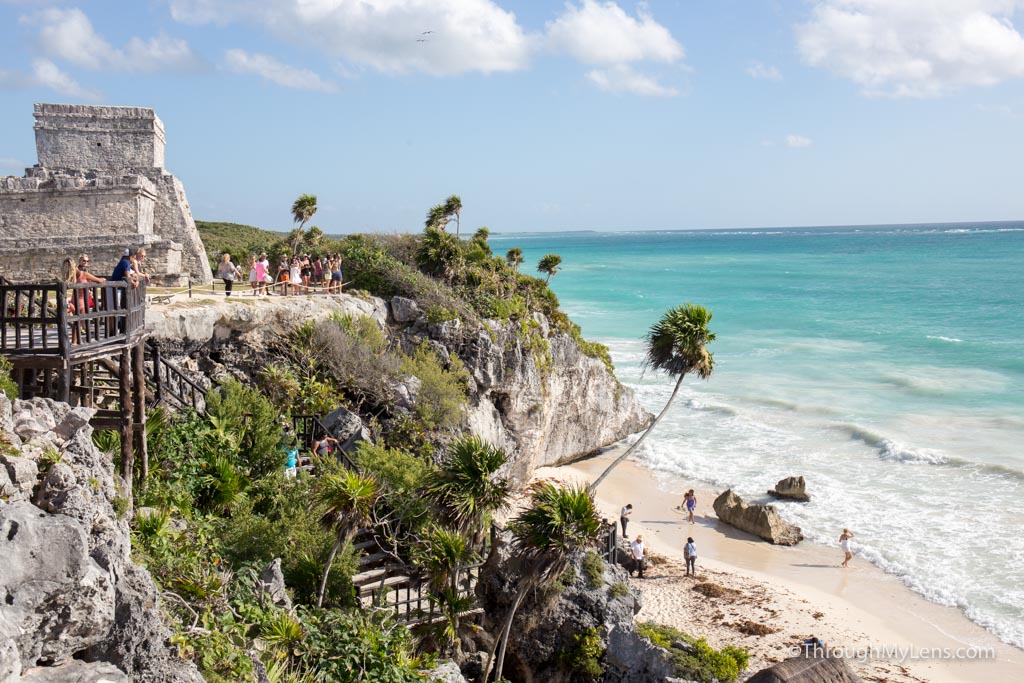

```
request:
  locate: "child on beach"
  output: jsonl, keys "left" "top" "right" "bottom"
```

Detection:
{"left": 682, "top": 490, "right": 697, "bottom": 524}
{"left": 684, "top": 537, "right": 697, "bottom": 577}
{"left": 839, "top": 529, "right": 855, "bottom": 567}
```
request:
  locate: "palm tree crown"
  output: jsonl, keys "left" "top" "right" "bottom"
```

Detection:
{"left": 314, "top": 469, "right": 377, "bottom": 607}
{"left": 537, "top": 253, "right": 562, "bottom": 283}
{"left": 290, "top": 194, "right": 318, "bottom": 254}
{"left": 424, "top": 435, "right": 511, "bottom": 538}
{"left": 445, "top": 195, "right": 463, "bottom": 237}
{"left": 589, "top": 303, "right": 715, "bottom": 493}
{"left": 506, "top": 247, "right": 523, "bottom": 272}
{"left": 644, "top": 303, "right": 716, "bottom": 379}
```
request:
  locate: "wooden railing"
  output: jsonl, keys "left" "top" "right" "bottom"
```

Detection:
{"left": 144, "top": 340, "right": 208, "bottom": 411}
{"left": 1, "top": 280, "right": 146, "bottom": 359}
{"left": 367, "top": 563, "right": 483, "bottom": 625}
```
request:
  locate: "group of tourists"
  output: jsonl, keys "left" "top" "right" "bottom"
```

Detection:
{"left": 619, "top": 489, "right": 859, "bottom": 581}
{"left": 61, "top": 249, "right": 150, "bottom": 296}
{"left": 215, "top": 252, "right": 346, "bottom": 297}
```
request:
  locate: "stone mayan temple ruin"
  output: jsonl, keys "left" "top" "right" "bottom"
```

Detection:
{"left": 0, "top": 103, "right": 212, "bottom": 285}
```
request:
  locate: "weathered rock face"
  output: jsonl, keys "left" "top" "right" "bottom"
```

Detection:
{"left": 0, "top": 397, "right": 203, "bottom": 682}
{"left": 768, "top": 476, "right": 810, "bottom": 503}
{"left": 320, "top": 406, "right": 370, "bottom": 455}
{"left": 477, "top": 532, "right": 672, "bottom": 683}
{"left": 745, "top": 654, "right": 862, "bottom": 683}
{"left": 259, "top": 559, "right": 292, "bottom": 611}
{"left": 412, "top": 313, "right": 651, "bottom": 483}
{"left": 146, "top": 294, "right": 651, "bottom": 485}
{"left": 713, "top": 490, "right": 803, "bottom": 546}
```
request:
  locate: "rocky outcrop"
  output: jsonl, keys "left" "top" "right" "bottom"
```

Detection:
{"left": 320, "top": 406, "right": 370, "bottom": 455}
{"left": 146, "top": 294, "right": 651, "bottom": 485}
{"left": 768, "top": 476, "right": 810, "bottom": 503}
{"left": 259, "top": 559, "right": 292, "bottom": 611}
{"left": 0, "top": 398, "right": 203, "bottom": 682}
{"left": 713, "top": 490, "right": 803, "bottom": 546}
{"left": 410, "top": 311, "right": 651, "bottom": 483}
{"left": 477, "top": 532, "right": 672, "bottom": 683}
{"left": 746, "top": 654, "right": 862, "bottom": 683}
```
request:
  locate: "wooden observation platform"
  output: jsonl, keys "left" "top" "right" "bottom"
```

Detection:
{"left": 1, "top": 279, "right": 149, "bottom": 491}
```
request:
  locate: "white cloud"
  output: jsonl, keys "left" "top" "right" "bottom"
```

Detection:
{"left": 545, "top": 0, "right": 684, "bottom": 65}
{"left": 797, "top": 0, "right": 1024, "bottom": 97}
{"left": 586, "top": 64, "right": 678, "bottom": 96}
{"left": 225, "top": 49, "right": 337, "bottom": 92}
{"left": 747, "top": 61, "right": 781, "bottom": 80}
{"left": 30, "top": 58, "right": 102, "bottom": 100}
{"left": 785, "top": 134, "right": 813, "bottom": 148}
{"left": 27, "top": 7, "right": 201, "bottom": 72}
{"left": 171, "top": 0, "right": 530, "bottom": 76}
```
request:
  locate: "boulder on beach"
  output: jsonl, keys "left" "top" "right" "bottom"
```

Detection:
{"left": 713, "top": 489, "right": 803, "bottom": 546}
{"left": 768, "top": 476, "right": 811, "bottom": 502}
{"left": 745, "top": 653, "right": 862, "bottom": 683}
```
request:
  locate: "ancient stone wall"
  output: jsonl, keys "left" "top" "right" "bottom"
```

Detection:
{"left": 33, "top": 103, "right": 166, "bottom": 170}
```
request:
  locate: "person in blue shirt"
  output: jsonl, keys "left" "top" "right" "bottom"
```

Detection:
{"left": 110, "top": 249, "right": 136, "bottom": 284}
{"left": 684, "top": 537, "right": 697, "bottom": 577}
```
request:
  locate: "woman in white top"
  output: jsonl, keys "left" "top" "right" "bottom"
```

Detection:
{"left": 216, "top": 253, "right": 242, "bottom": 297}
{"left": 839, "top": 528, "right": 855, "bottom": 567}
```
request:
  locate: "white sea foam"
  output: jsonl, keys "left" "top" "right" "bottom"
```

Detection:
{"left": 927, "top": 335, "right": 963, "bottom": 343}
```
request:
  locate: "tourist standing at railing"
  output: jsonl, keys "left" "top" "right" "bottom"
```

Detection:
{"left": 131, "top": 248, "right": 152, "bottom": 285}
{"left": 216, "top": 253, "right": 242, "bottom": 297}
{"left": 111, "top": 250, "right": 139, "bottom": 288}
{"left": 60, "top": 258, "right": 82, "bottom": 344}
{"left": 77, "top": 255, "right": 105, "bottom": 284}
{"left": 247, "top": 256, "right": 259, "bottom": 295}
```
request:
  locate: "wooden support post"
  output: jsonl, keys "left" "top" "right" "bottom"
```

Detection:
{"left": 132, "top": 342, "right": 148, "bottom": 484}
{"left": 119, "top": 348, "right": 134, "bottom": 508}
{"left": 151, "top": 341, "right": 163, "bottom": 403}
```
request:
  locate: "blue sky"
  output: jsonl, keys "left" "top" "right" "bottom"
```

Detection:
{"left": 2, "top": 0, "right": 1024, "bottom": 233}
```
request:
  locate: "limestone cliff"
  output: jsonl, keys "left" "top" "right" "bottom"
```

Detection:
{"left": 145, "top": 294, "right": 651, "bottom": 482}
{"left": 0, "top": 395, "right": 203, "bottom": 682}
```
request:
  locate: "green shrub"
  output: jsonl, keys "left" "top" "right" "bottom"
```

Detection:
{"left": 205, "top": 379, "right": 285, "bottom": 477}
{"left": 425, "top": 306, "right": 458, "bottom": 324}
{"left": 400, "top": 344, "right": 468, "bottom": 430}
{"left": 582, "top": 550, "right": 605, "bottom": 588}
{"left": 0, "top": 357, "right": 16, "bottom": 400}
{"left": 635, "top": 622, "right": 748, "bottom": 683}
{"left": 608, "top": 582, "right": 630, "bottom": 599}
{"left": 295, "top": 607, "right": 425, "bottom": 682}
{"left": 560, "top": 627, "right": 604, "bottom": 679}
{"left": 302, "top": 319, "right": 400, "bottom": 409}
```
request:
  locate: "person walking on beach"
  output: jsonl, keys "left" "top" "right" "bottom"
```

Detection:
{"left": 684, "top": 537, "right": 697, "bottom": 577}
{"left": 683, "top": 489, "right": 697, "bottom": 524}
{"left": 839, "top": 529, "right": 855, "bottom": 567}
{"left": 629, "top": 535, "right": 648, "bottom": 578}
{"left": 620, "top": 503, "right": 633, "bottom": 536}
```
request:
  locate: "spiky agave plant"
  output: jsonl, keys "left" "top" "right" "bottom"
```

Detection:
{"left": 589, "top": 303, "right": 715, "bottom": 493}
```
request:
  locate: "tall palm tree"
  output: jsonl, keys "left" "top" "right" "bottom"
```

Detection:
{"left": 589, "top": 303, "right": 715, "bottom": 493}
{"left": 315, "top": 469, "right": 378, "bottom": 607}
{"left": 423, "top": 435, "right": 511, "bottom": 544}
{"left": 445, "top": 195, "right": 463, "bottom": 238}
{"left": 290, "top": 194, "right": 318, "bottom": 254}
{"left": 537, "top": 253, "right": 562, "bottom": 284}
{"left": 416, "top": 525, "right": 480, "bottom": 654}
{"left": 506, "top": 247, "right": 523, "bottom": 273}
{"left": 483, "top": 483, "right": 601, "bottom": 683}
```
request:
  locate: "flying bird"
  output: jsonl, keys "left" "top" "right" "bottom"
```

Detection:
{"left": 422, "top": 30, "right": 434, "bottom": 34}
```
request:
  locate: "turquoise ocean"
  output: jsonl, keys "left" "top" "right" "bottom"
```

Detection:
{"left": 491, "top": 223, "right": 1024, "bottom": 648}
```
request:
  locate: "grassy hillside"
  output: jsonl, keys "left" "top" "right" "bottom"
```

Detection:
{"left": 195, "top": 220, "right": 285, "bottom": 268}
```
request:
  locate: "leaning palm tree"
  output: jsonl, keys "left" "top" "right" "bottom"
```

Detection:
{"left": 423, "top": 435, "right": 511, "bottom": 544}
{"left": 425, "top": 203, "right": 450, "bottom": 231}
{"left": 445, "top": 194, "right": 463, "bottom": 238}
{"left": 589, "top": 303, "right": 715, "bottom": 493}
{"left": 506, "top": 247, "right": 523, "bottom": 273}
{"left": 315, "top": 469, "right": 378, "bottom": 607}
{"left": 290, "top": 194, "right": 318, "bottom": 254}
{"left": 537, "top": 253, "right": 562, "bottom": 284}
{"left": 482, "top": 483, "right": 601, "bottom": 683}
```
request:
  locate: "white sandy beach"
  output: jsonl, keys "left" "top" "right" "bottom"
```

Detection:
{"left": 528, "top": 451, "right": 1023, "bottom": 683}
